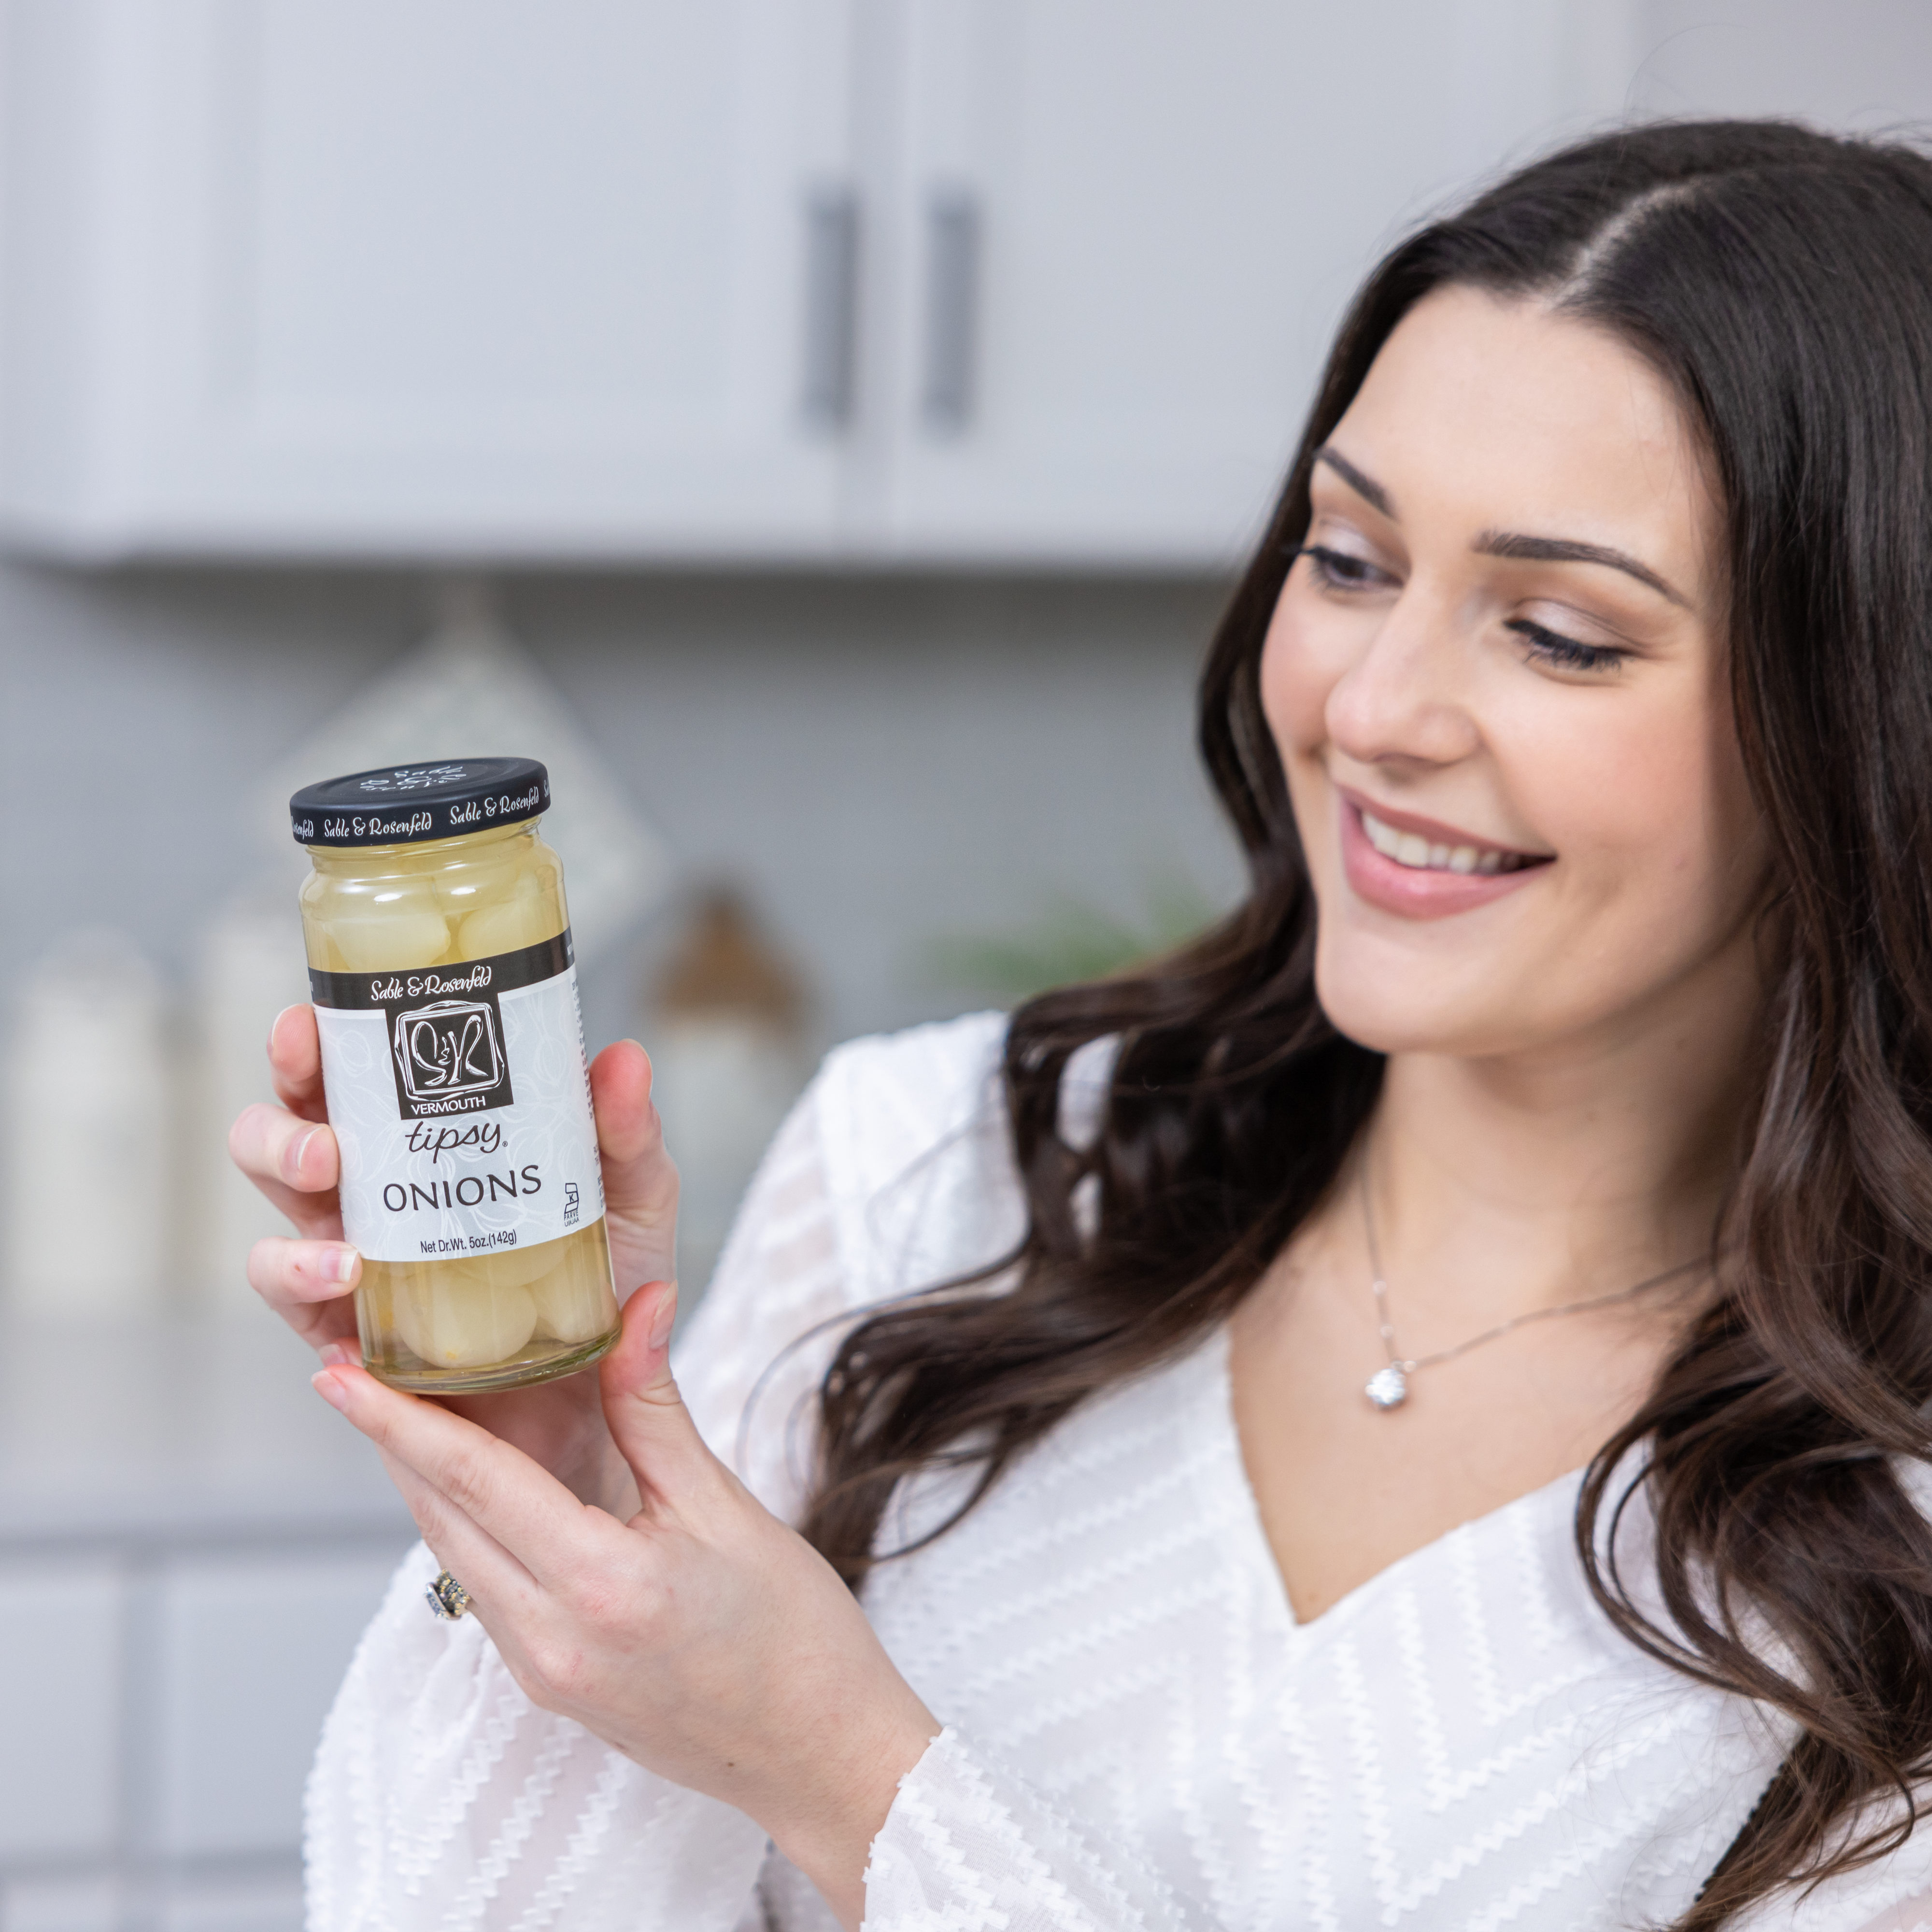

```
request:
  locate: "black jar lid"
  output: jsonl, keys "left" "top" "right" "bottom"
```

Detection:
{"left": 290, "top": 758, "right": 551, "bottom": 847}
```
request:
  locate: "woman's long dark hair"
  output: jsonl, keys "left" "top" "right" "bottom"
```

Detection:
{"left": 802, "top": 120, "right": 1932, "bottom": 1924}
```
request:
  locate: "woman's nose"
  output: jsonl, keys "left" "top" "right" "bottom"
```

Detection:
{"left": 1323, "top": 586, "right": 1481, "bottom": 770}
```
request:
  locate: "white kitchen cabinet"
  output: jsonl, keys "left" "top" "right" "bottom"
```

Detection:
{"left": 877, "top": 0, "right": 1619, "bottom": 566}
{"left": 0, "top": 0, "right": 860, "bottom": 561}
{"left": 0, "top": 0, "right": 1629, "bottom": 567}
{"left": 0, "top": 1561, "right": 122, "bottom": 1861}
{"left": 0, "top": 1313, "right": 416, "bottom": 1931}
{"left": 150, "top": 1550, "right": 410, "bottom": 1858}
{"left": 156, "top": 1876, "right": 302, "bottom": 1932}
{"left": 1, "top": 1875, "right": 122, "bottom": 1932}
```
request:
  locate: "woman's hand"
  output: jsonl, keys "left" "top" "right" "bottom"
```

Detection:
{"left": 311, "top": 1284, "right": 939, "bottom": 1931}
{"left": 228, "top": 1004, "right": 680, "bottom": 1504}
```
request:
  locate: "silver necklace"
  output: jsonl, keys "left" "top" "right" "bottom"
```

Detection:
{"left": 1360, "top": 1176, "right": 1706, "bottom": 1411}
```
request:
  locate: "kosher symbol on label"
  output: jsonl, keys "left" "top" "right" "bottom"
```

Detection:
{"left": 389, "top": 996, "right": 515, "bottom": 1118}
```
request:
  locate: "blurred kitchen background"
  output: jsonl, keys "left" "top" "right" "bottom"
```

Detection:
{"left": 0, "top": 2, "right": 1926, "bottom": 1926}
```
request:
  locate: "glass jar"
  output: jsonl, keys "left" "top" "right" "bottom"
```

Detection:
{"left": 290, "top": 759, "right": 620, "bottom": 1393}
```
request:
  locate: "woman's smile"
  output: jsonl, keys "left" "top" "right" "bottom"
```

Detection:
{"left": 1336, "top": 784, "right": 1550, "bottom": 919}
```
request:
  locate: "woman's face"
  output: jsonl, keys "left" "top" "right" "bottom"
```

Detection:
{"left": 1261, "top": 285, "right": 1768, "bottom": 1062}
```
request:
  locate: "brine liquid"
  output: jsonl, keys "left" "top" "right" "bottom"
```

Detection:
{"left": 354, "top": 1221, "right": 618, "bottom": 1393}
{"left": 301, "top": 820, "right": 621, "bottom": 1395}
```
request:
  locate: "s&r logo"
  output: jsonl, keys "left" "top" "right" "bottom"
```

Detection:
{"left": 390, "top": 996, "right": 515, "bottom": 1118}
{"left": 360, "top": 764, "right": 469, "bottom": 793}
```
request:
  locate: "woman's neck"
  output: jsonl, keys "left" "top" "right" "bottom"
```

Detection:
{"left": 1358, "top": 966, "right": 1759, "bottom": 1341}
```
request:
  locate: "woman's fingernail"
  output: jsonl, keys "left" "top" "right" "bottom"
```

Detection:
{"left": 286, "top": 1126, "right": 320, "bottom": 1182}
{"left": 330, "top": 1245, "right": 361, "bottom": 1284}
{"left": 311, "top": 1368, "right": 350, "bottom": 1412}
{"left": 268, "top": 1006, "right": 297, "bottom": 1054}
{"left": 317, "top": 1341, "right": 355, "bottom": 1367}
{"left": 647, "top": 1282, "right": 678, "bottom": 1351}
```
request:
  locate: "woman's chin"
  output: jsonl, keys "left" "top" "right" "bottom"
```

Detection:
{"left": 1313, "top": 968, "right": 1534, "bottom": 1063}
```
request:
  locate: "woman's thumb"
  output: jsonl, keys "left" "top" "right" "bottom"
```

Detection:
{"left": 599, "top": 1281, "right": 710, "bottom": 1506}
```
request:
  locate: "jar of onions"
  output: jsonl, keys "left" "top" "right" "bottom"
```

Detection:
{"left": 290, "top": 759, "right": 620, "bottom": 1392}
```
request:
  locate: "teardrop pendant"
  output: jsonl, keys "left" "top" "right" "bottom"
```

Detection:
{"left": 1364, "top": 1364, "right": 1409, "bottom": 1410}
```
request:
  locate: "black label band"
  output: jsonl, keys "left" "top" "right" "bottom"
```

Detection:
{"left": 308, "top": 929, "right": 573, "bottom": 1013}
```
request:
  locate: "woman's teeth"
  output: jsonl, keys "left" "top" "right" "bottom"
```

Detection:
{"left": 1360, "top": 809, "right": 1531, "bottom": 876}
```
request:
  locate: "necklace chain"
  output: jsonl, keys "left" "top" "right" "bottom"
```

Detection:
{"left": 1359, "top": 1173, "right": 1706, "bottom": 1411}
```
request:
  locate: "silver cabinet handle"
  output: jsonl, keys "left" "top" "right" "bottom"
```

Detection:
{"left": 801, "top": 189, "right": 860, "bottom": 431}
{"left": 921, "top": 187, "right": 980, "bottom": 433}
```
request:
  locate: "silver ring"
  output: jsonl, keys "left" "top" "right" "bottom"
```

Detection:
{"left": 426, "top": 1570, "right": 472, "bottom": 1621}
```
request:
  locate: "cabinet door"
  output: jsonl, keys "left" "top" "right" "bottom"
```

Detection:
{"left": 147, "top": 1546, "right": 407, "bottom": 1859}
{"left": 0, "top": 1559, "right": 122, "bottom": 1861}
{"left": 0, "top": 0, "right": 859, "bottom": 561}
{"left": 878, "top": 0, "right": 1610, "bottom": 568}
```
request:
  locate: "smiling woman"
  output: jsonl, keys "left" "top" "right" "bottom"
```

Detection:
{"left": 235, "top": 119, "right": 1932, "bottom": 1932}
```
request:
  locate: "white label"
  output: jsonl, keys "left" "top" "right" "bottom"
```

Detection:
{"left": 312, "top": 937, "right": 604, "bottom": 1265}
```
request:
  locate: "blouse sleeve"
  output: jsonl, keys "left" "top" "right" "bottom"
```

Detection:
{"left": 304, "top": 1074, "right": 867, "bottom": 1932}
{"left": 704, "top": 1022, "right": 1197, "bottom": 1932}
{"left": 862, "top": 1729, "right": 1192, "bottom": 1932}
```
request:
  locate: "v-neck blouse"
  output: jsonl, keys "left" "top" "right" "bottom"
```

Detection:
{"left": 304, "top": 1012, "right": 1932, "bottom": 1932}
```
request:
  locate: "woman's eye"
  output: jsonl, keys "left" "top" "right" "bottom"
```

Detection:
{"left": 1506, "top": 618, "right": 1628, "bottom": 674}
{"left": 1296, "top": 544, "right": 1391, "bottom": 591}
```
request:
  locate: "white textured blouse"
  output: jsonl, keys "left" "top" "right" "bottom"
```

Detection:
{"left": 307, "top": 1012, "right": 1932, "bottom": 1932}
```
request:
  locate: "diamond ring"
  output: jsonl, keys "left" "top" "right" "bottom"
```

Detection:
{"left": 426, "top": 1570, "right": 472, "bottom": 1620}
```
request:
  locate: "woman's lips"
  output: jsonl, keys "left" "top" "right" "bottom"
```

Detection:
{"left": 1336, "top": 795, "right": 1550, "bottom": 920}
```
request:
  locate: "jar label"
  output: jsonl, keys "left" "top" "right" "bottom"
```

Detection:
{"left": 310, "top": 929, "right": 606, "bottom": 1264}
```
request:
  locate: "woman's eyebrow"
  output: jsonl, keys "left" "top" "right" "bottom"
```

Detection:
{"left": 1313, "top": 446, "right": 1393, "bottom": 516}
{"left": 1313, "top": 444, "right": 1690, "bottom": 609}
{"left": 1475, "top": 530, "right": 1689, "bottom": 607}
